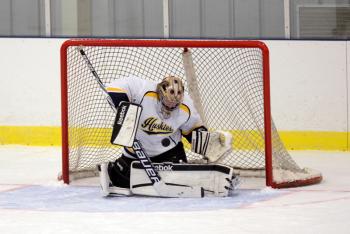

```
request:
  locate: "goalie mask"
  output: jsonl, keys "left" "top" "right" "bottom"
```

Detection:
{"left": 157, "top": 76, "right": 184, "bottom": 118}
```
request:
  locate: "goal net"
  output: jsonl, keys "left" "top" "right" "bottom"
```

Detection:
{"left": 60, "top": 39, "right": 322, "bottom": 188}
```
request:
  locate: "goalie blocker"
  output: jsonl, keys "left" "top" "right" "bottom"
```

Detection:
{"left": 99, "top": 162, "right": 239, "bottom": 197}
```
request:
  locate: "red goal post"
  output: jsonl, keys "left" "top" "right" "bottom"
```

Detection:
{"left": 60, "top": 39, "right": 322, "bottom": 188}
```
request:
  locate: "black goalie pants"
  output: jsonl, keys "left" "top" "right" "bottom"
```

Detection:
{"left": 108, "top": 142, "right": 187, "bottom": 188}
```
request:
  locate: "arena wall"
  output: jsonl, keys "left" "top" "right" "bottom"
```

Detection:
{"left": 0, "top": 38, "right": 348, "bottom": 150}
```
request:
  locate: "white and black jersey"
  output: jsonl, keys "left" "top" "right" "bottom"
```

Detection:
{"left": 106, "top": 75, "right": 204, "bottom": 159}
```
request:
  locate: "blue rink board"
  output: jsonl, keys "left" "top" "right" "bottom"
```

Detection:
{"left": 0, "top": 185, "right": 286, "bottom": 213}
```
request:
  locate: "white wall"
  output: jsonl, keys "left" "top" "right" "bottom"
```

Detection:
{"left": 0, "top": 38, "right": 348, "bottom": 133}
{"left": 0, "top": 38, "right": 65, "bottom": 126}
{"left": 267, "top": 40, "right": 348, "bottom": 131}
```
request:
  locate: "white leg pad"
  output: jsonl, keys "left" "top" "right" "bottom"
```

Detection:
{"left": 130, "top": 162, "right": 237, "bottom": 197}
{"left": 109, "top": 187, "right": 132, "bottom": 196}
{"left": 98, "top": 163, "right": 112, "bottom": 197}
{"left": 139, "top": 180, "right": 204, "bottom": 198}
{"left": 98, "top": 163, "right": 132, "bottom": 197}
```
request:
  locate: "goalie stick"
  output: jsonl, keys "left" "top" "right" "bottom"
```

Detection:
{"left": 78, "top": 47, "right": 203, "bottom": 197}
{"left": 78, "top": 48, "right": 117, "bottom": 113}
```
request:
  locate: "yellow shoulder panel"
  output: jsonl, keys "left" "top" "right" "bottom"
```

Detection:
{"left": 106, "top": 87, "right": 127, "bottom": 93}
{"left": 145, "top": 91, "right": 158, "bottom": 100}
{"left": 179, "top": 104, "right": 190, "bottom": 114}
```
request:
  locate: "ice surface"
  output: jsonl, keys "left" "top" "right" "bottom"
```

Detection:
{"left": 0, "top": 185, "right": 286, "bottom": 212}
{"left": 0, "top": 146, "right": 350, "bottom": 234}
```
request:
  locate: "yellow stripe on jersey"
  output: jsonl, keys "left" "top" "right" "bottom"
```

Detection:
{"left": 106, "top": 87, "right": 127, "bottom": 93}
{"left": 144, "top": 91, "right": 159, "bottom": 99}
{"left": 179, "top": 104, "right": 190, "bottom": 114}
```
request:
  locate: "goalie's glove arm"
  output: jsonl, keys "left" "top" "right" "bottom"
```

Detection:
{"left": 108, "top": 92, "right": 130, "bottom": 108}
{"left": 182, "top": 126, "right": 207, "bottom": 143}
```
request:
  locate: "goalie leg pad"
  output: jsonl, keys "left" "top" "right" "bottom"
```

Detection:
{"left": 97, "top": 163, "right": 112, "bottom": 197}
{"left": 130, "top": 162, "right": 238, "bottom": 197}
{"left": 97, "top": 162, "right": 132, "bottom": 197}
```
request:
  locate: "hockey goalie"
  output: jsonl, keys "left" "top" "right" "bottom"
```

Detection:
{"left": 98, "top": 75, "right": 239, "bottom": 198}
